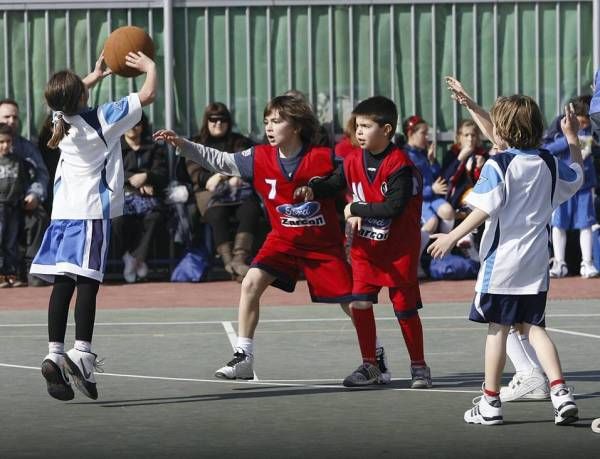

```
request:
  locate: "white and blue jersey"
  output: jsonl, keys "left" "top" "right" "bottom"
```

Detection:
{"left": 466, "top": 148, "right": 583, "bottom": 295}
{"left": 51, "top": 93, "right": 142, "bottom": 220}
{"left": 30, "top": 93, "right": 142, "bottom": 282}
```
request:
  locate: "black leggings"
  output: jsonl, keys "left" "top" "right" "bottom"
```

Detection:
{"left": 48, "top": 275, "right": 100, "bottom": 343}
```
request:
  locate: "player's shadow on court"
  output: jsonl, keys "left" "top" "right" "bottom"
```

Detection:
{"left": 71, "top": 384, "right": 389, "bottom": 408}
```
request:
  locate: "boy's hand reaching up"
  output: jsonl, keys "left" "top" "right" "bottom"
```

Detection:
{"left": 561, "top": 103, "right": 580, "bottom": 142}
{"left": 445, "top": 76, "right": 474, "bottom": 109}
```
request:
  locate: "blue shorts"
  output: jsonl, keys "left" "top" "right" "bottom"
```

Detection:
{"left": 552, "top": 188, "right": 596, "bottom": 229}
{"left": 30, "top": 219, "right": 111, "bottom": 283}
{"left": 422, "top": 197, "right": 449, "bottom": 225}
{"left": 469, "top": 291, "right": 547, "bottom": 326}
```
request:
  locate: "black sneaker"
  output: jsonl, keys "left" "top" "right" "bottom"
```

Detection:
{"left": 375, "top": 347, "right": 391, "bottom": 384}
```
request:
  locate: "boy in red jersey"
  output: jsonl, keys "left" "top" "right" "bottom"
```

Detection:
{"left": 302, "top": 96, "right": 432, "bottom": 387}
{"left": 155, "top": 95, "right": 388, "bottom": 382}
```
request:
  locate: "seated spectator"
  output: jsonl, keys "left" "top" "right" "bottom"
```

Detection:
{"left": 544, "top": 95, "right": 599, "bottom": 278}
{"left": 187, "top": 102, "right": 262, "bottom": 281}
{"left": 0, "top": 123, "right": 33, "bottom": 287}
{"left": 402, "top": 115, "right": 455, "bottom": 274}
{"left": 0, "top": 99, "right": 50, "bottom": 286}
{"left": 441, "top": 120, "right": 488, "bottom": 209}
{"left": 112, "top": 113, "right": 169, "bottom": 283}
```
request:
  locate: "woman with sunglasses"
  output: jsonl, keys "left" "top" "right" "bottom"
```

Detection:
{"left": 186, "top": 102, "right": 262, "bottom": 281}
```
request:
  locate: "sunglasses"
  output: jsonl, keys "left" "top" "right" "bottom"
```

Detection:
{"left": 208, "top": 116, "right": 229, "bottom": 123}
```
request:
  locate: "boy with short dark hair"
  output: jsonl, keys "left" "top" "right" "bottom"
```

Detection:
{"left": 429, "top": 95, "right": 583, "bottom": 426}
{"left": 304, "top": 96, "right": 431, "bottom": 388}
{"left": 0, "top": 123, "right": 32, "bottom": 287}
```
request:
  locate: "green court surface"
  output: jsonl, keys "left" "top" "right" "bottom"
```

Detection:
{"left": 1, "top": 300, "right": 599, "bottom": 458}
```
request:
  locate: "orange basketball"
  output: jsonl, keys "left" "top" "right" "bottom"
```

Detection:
{"left": 103, "top": 26, "right": 155, "bottom": 78}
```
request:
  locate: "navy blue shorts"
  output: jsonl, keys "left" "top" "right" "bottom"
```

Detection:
{"left": 469, "top": 291, "right": 547, "bottom": 326}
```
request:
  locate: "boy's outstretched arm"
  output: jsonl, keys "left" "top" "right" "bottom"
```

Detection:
{"left": 561, "top": 103, "right": 583, "bottom": 168}
{"left": 307, "top": 163, "right": 347, "bottom": 199}
{"left": 154, "top": 130, "right": 244, "bottom": 178}
{"left": 428, "top": 207, "right": 489, "bottom": 259}
{"left": 445, "top": 76, "right": 498, "bottom": 148}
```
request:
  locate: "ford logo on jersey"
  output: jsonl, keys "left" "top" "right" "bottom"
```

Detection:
{"left": 359, "top": 217, "right": 391, "bottom": 241}
{"left": 276, "top": 201, "right": 326, "bottom": 227}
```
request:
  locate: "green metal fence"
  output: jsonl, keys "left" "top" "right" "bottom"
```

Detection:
{"left": 0, "top": 1, "right": 598, "bottom": 142}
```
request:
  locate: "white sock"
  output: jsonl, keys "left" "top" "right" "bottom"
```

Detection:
{"left": 438, "top": 218, "right": 455, "bottom": 234}
{"left": 235, "top": 337, "right": 254, "bottom": 356}
{"left": 419, "top": 230, "right": 430, "bottom": 257}
{"left": 552, "top": 227, "right": 567, "bottom": 262}
{"left": 48, "top": 342, "right": 64, "bottom": 354}
{"left": 74, "top": 340, "right": 92, "bottom": 353}
{"left": 505, "top": 328, "right": 534, "bottom": 373}
{"left": 518, "top": 335, "right": 541, "bottom": 369}
{"left": 375, "top": 337, "right": 382, "bottom": 349}
{"left": 579, "top": 227, "right": 593, "bottom": 262}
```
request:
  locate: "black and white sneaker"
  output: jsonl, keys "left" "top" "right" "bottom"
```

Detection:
{"left": 64, "top": 348, "right": 103, "bottom": 400}
{"left": 215, "top": 350, "right": 254, "bottom": 380}
{"left": 464, "top": 396, "right": 503, "bottom": 425}
{"left": 551, "top": 386, "right": 579, "bottom": 425}
{"left": 375, "top": 347, "right": 392, "bottom": 384}
{"left": 343, "top": 362, "right": 384, "bottom": 387}
{"left": 41, "top": 353, "right": 74, "bottom": 401}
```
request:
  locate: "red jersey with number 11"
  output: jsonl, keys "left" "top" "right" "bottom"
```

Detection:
{"left": 344, "top": 146, "right": 423, "bottom": 286}
{"left": 252, "top": 144, "right": 344, "bottom": 252}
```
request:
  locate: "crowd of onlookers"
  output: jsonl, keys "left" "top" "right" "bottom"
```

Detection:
{"left": 1, "top": 93, "right": 599, "bottom": 287}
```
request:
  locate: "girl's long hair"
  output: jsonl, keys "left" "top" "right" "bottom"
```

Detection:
{"left": 44, "top": 70, "right": 85, "bottom": 149}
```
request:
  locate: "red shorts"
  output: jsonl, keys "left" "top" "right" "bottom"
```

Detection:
{"left": 353, "top": 278, "right": 422, "bottom": 318}
{"left": 251, "top": 239, "right": 353, "bottom": 304}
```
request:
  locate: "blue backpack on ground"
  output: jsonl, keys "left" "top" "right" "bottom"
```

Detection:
{"left": 170, "top": 247, "right": 211, "bottom": 282}
{"left": 428, "top": 254, "right": 479, "bottom": 280}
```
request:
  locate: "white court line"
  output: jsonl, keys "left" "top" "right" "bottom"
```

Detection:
{"left": 221, "top": 321, "right": 259, "bottom": 381}
{"left": 547, "top": 327, "right": 600, "bottom": 339}
{"left": 3, "top": 313, "right": 600, "bottom": 328}
{"left": 3, "top": 363, "right": 599, "bottom": 397}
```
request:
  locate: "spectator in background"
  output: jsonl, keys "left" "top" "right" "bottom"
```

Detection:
{"left": 441, "top": 120, "right": 489, "bottom": 210}
{"left": 0, "top": 123, "right": 33, "bottom": 287}
{"left": 544, "top": 95, "right": 599, "bottom": 278}
{"left": 37, "top": 114, "right": 61, "bottom": 209}
{"left": 187, "top": 102, "right": 262, "bottom": 281}
{"left": 0, "top": 99, "right": 50, "bottom": 286}
{"left": 402, "top": 115, "right": 455, "bottom": 275}
{"left": 112, "top": 113, "right": 169, "bottom": 283}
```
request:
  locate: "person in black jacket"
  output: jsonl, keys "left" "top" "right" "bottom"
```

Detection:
{"left": 0, "top": 123, "right": 33, "bottom": 287}
{"left": 112, "top": 113, "right": 169, "bottom": 282}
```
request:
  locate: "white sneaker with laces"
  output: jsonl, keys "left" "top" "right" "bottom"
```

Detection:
{"left": 375, "top": 347, "right": 391, "bottom": 384}
{"left": 551, "top": 385, "right": 578, "bottom": 425}
{"left": 500, "top": 368, "right": 549, "bottom": 402}
{"left": 549, "top": 259, "right": 568, "bottom": 278}
{"left": 41, "top": 353, "right": 74, "bottom": 401}
{"left": 215, "top": 350, "right": 254, "bottom": 380}
{"left": 464, "top": 396, "right": 503, "bottom": 425}
{"left": 64, "top": 348, "right": 103, "bottom": 400}
{"left": 580, "top": 260, "right": 599, "bottom": 278}
{"left": 122, "top": 252, "right": 137, "bottom": 283}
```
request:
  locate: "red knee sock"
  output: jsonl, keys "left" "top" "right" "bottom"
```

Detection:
{"left": 398, "top": 314, "right": 426, "bottom": 366}
{"left": 351, "top": 307, "right": 377, "bottom": 365}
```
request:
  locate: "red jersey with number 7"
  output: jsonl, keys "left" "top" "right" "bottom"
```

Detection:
{"left": 252, "top": 144, "right": 344, "bottom": 251}
{"left": 343, "top": 145, "right": 423, "bottom": 286}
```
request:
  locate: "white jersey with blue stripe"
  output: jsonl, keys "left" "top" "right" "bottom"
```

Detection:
{"left": 466, "top": 147, "right": 583, "bottom": 295}
{"left": 51, "top": 93, "right": 142, "bottom": 220}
